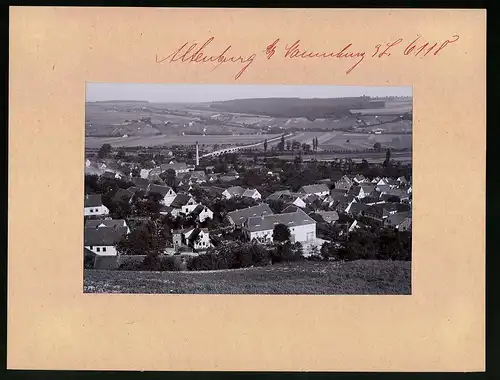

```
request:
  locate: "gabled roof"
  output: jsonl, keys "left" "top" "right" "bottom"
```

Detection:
{"left": 112, "top": 188, "right": 134, "bottom": 203}
{"left": 149, "top": 184, "right": 175, "bottom": 197}
{"left": 224, "top": 186, "right": 245, "bottom": 196}
{"left": 131, "top": 177, "right": 150, "bottom": 190}
{"left": 266, "top": 190, "right": 291, "bottom": 201}
{"left": 348, "top": 202, "right": 369, "bottom": 216}
{"left": 299, "top": 184, "right": 330, "bottom": 194}
{"left": 188, "top": 227, "right": 210, "bottom": 243}
{"left": 191, "top": 204, "right": 211, "bottom": 216}
{"left": 84, "top": 194, "right": 104, "bottom": 207}
{"left": 242, "top": 188, "right": 259, "bottom": 197}
{"left": 170, "top": 194, "right": 195, "bottom": 208}
{"left": 385, "top": 211, "right": 411, "bottom": 226}
{"left": 315, "top": 211, "right": 339, "bottom": 223}
{"left": 85, "top": 219, "right": 126, "bottom": 229}
{"left": 245, "top": 209, "right": 316, "bottom": 232}
{"left": 360, "top": 184, "right": 376, "bottom": 194}
{"left": 84, "top": 226, "right": 128, "bottom": 246}
{"left": 227, "top": 203, "right": 274, "bottom": 226}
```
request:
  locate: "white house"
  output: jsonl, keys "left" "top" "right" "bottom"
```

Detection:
{"left": 298, "top": 184, "right": 330, "bottom": 198}
{"left": 291, "top": 196, "right": 307, "bottom": 208}
{"left": 242, "top": 209, "right": 316, "bottom": 243}
{"left": 222, "top": 186, "right": 244, "bottom": 199}
{"left": 168, "top": 194, "right": 198, "bottom": 217}
{"left": 84, "top": 194, "right": 109, "bottom": 217}
{"left": 173, "top": 227, "right": 212, "bottom": 251}
{"left": 148, "top": 184, "right": 177, "bottom": 206}
{"left": 140, "top": 169, "right": 151, "bottom": 179}
{"left": 227, "top": 203, "right": 274, "bottom": 228}
{"left": 185, "top": 228, "right": 211, "bottom": 250}
{"left": 84, "top": 226, "right": 128, "bottom": 256}
{"left": 191, "top": 205, "right": 214, "bottom": 223}
{"left": 242, "top": 188, "right": 262, "bottom": 200}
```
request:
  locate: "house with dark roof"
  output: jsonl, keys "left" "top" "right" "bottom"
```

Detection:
{"left": 112, "top": 188, "right": 135, "bottom": 205}
{"left": 85, "top": 219, "right": 130, "bottom": 234}
{"left": 266, "top": 190, "right": 292, "bottom": 202}
{"left": 177, "top": 171, "right": 207, "bottom": 186}
{"left": 298, "top": 184, "right": 330, "bottom": 198}
{"left": 227, "top": 203, "right": 274, "bottom": 228}
{"left": 384, "top": 211, "right": 412, "bottom": 231}
{"left": 148, "top": 184, "right": 177, "bottom": 206}
{"left": 84, "top": 226, "right": 128, "bottom": 256}
{"left": 84, "top": 194, "right": 109, "bottom": 217}
{"left": 363, "top": 203, "right": 401, "bottom": 221}
{"left": 173, "top": 227, "right": 212, "bottom": 252}
{"left": 335, "top": 195, "right": 356, "bottom": 213}
{"left": 314, "top": 211, "right": 340, "bottom": 224}
{"left": 169, "top": 194, "right": 198, "bottom": 217}
{"left": 353, "top": 174, "right": 369, "bottom": 184}
{"left": 223, "top": 186, "right": 261, "bottom": 200}
{"left": 334, "top": 175, "right": 353, "bottom": 191}
{"left": 345, "top": 202, "right": 369, "bottom": 217}
{"left": 201, "top": 185, "right": 225, "bottom": 199}
{"left": 242, "top": 209, "right": 316, "bottom": 243}
{"left": 101, "top": 170, "right": 123, "bottom": 180}
{"left": 131, "top": 177, "right": 151, "bottom": 192}
{"left": 191, "top": 205, "right": 214, "bottom": 223}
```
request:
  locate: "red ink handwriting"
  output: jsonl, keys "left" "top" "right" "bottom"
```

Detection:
{"left": 404, "top": 35, "right": 460, "bottom": 57}
{"left": 283, "top": 40, "right": 366, "bottom": 74}
{"left": 156, "top": 37, "right": 256, "bottom": 80}
{"left": 155, "top": 34, "right": 460, "bottom": 80}
{"left": 265, "top": 39, "right": 279, "bottom": 59}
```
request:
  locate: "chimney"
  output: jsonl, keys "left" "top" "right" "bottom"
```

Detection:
{"left": 195, "top": 141, "right": 200, "bottom": 167}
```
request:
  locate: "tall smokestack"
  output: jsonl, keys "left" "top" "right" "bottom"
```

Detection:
{"left": 195, "top": 141, "right": 199, "bottom": 166}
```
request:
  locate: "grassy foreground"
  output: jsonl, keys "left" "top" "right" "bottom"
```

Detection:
{"left": 84, "top": 260, "right": 411, "bottom": 295}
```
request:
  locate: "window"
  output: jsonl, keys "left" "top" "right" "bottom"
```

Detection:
{"left": 96, "top": 247, "right": 100, "bottom": 252}
{"left": 102, "top": 247, "right": 107, "bottom": 252}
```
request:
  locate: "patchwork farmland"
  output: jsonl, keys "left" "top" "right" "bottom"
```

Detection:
{"left": 85, "top": 96, "right": 412, "bottom": 152}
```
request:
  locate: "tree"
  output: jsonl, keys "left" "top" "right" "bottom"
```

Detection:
{"left": 116, "top": 149, "right": 126, "bottom": 159}
{"left": 98, "top": 143, "right": 112, "bottom": 158}
{"left": 383, "top": 148, "right": 391, "bottom": 167}
{"left": 116, "top": 219, "right": 167, "bottom": 257}
{"left": 294, "top": 154, "right": 303, "bottom": 167}
{"left": 263, "top": 139, "right": 268, "bottom": 152}
{"left": 273, "top": 223, "right": 291, "bottom": 242}
{"left": 160, "top": 168, "right": 176, "bottom": 188}
{"left": 373, "top": 142, "right": 382, "bottom": 152}
{"left": 286, "top": 140, "right": 292, "bottom": 151}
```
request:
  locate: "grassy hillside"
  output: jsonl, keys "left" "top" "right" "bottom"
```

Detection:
{"left": 208, "top": 97, "right": 381, "bottom": 120}
{"left": 84, "top": 260, "right": 411, "bottom": 295}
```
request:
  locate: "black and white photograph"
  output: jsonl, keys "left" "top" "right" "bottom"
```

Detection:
{"left": 83, "top": 84, "right": 412, "bottom": 294}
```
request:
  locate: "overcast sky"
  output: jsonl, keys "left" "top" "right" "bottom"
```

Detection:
{"left": 86, "top": 83, "right": 412, "bottom": 103}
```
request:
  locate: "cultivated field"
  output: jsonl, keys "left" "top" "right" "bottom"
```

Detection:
{"left": 84, "top": 260, "right": 411, "bottom": 295}
{"left": 86, "top": 133, "right": 281, "bottom": 148}
{"left": 265, "top": 131, "right": 412, "bottom": 152}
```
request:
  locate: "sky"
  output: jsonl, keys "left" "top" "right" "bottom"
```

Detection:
{"left": 86, "top": 83, "right": 412, "bottom": 103}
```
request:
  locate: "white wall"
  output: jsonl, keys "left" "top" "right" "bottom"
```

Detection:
{"left": 85, "top": 245, "right": 117, "bottom": 256}
{"left": 162, "top": 192, "right": 177, "bottom": 206}
{"left": 198, "top": 209, "right": 213, "bottom": 222}
{"left": 84, "top": 205, "right": 109, "bottom": 217}
{"left": 246, "top": 223, "right": 316, "bottom": 243}
{"left": 289, "top": 223, "right": 316, "bottom": 243}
